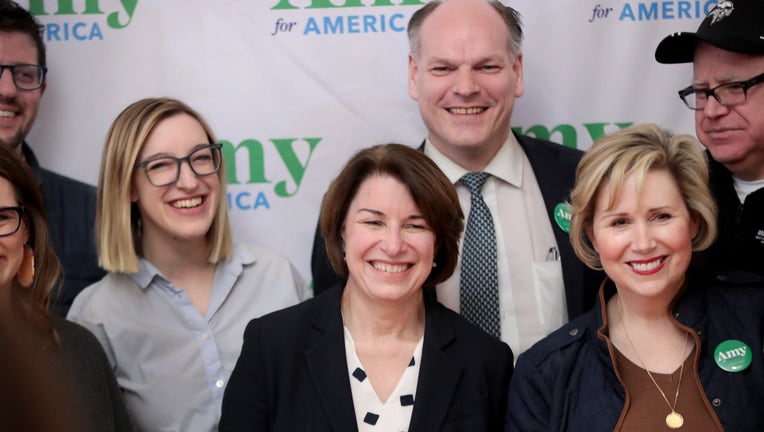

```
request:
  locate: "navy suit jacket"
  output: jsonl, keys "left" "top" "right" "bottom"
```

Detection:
{"left": 311, "top": 132, "right": 602, "bottom": 321}
{"left": 220, "top": 287, "right": 513, "bottom": 431}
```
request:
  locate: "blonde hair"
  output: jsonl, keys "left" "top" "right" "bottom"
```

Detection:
{"left": 570, "top": 123, "right": 717, "bottom": 270}
{"left": 97, "top": 97, "right": 232, "bottom": 273}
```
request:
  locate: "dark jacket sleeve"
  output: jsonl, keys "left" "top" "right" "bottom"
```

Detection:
{"left": 219, "top": 319, "right": 269, "bottom": 431}
{"left": 505, "top": 353, "right": 551, "bottom": 432}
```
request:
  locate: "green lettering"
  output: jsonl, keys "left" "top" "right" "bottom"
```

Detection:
{"left": 583, "top": 122, "right": 633, "bottom": 142}
{"left": 272, "top": 138, "right": 320, "bottom": 197}
{"left": 82, "top": 0, "right": 104, "bottom": 15}
{"left": 272, "top": 0, "right": 423, "bottom": 9}
{"left": 523, "top": 124, "right": 578, "bottom": 149}
{"left": 271, "top": 0, "right": 300, "bottom": 10}
{"left": 27, "top": 0, "right": 48, "bottom": 15}
{"left": 53, "top": 0, "right": 76, "bottom": 15}
{"left": 107, "top": 0, "right": 138, "bottom": 29}
{"left": 220, "top": 139, "right": 269, "bottom": 185}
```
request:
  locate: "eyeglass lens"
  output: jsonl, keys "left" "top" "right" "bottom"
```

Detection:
{"left": 684, "top": 83, "right": 746, "bottom": 109}
{"left": 144, "top": 145, "right": 221, "bottom": 186}
{"left": 0, "top": 207, "right": 22, "bottom": 237}
{"left": 0, "top": 65, "right": 45, "bottom": 90}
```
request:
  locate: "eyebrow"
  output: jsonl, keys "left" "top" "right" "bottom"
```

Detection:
{"left": 140, "top": 143, "right": 211, "bottom": 161}
{"left": 356, "top": 208, "right": 427, "bottom": 220}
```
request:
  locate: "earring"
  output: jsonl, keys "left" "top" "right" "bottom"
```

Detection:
{"left": 432, "top": 262, "right": 437, "bottom": 268}
{"left": 17, "top": 244, "right": 35, "bottom": 288}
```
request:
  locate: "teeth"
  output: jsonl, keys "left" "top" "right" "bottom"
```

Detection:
{"left": 172, "top": 197, "right": 202, "bottom": 208}
{"left": 630, "top": 258, "right": 663, "bottom": 272}
{"left": 372, "top": 262, "right": 408, "bottom": 273}
{"left": 0, "top": 111, "right": 16, "bottom": 118}
{"left": 449, "top": 107, "right": 485, "bottom": 115}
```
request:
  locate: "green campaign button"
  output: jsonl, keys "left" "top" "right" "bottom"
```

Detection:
{"left": 714, "top": 339, "right": 752, "bottom": 372}
{"left": 554, "top": 203, "right": 572, "bottom": 234}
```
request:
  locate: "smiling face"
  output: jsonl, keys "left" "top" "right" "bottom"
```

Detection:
{"left": 341, "top": 174, "right": 436, "bottom": 305}
{"left": 0, "top": 32, "right": 45, "bottom": 152}
{"left": 693, "top": 42, "right": 764, "bottom": 180}
{"left": 0, "top": 176, "right": 27, "bottom": 291}
{"left": 131, "top": 113, "right": 219, "bottom": 248}
{"left": 408, "top": 0, "right": 523, "bottom": 171}
{"left": 588, "top": 169, "right": 698, "bottom": 303}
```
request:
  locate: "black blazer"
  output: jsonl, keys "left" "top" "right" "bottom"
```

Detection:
{"left": 311, "top": 132, "right": 602, "bottom": 320}
{"left": 219, "top": 287, "right": 514, "bottom": 431}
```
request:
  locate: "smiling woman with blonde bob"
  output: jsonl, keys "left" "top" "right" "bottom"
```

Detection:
{"left": 506, "top": 123, "right": 764, "bottom": 431}
{"left": 67, "top": 97, "right": 308, "bottom": 432}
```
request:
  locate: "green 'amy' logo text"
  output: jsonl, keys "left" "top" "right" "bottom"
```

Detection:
{"left": 28, "top": 0, "right": 138, "bottom": 29}
{"left": 272, "top": 0, "right": 424, "bottom": 9}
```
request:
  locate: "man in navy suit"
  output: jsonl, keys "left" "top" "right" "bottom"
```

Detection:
{"left": 312, "top": 0, "right": 600, "bottom": 354}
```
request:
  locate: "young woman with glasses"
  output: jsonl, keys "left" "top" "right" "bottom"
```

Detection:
{"left": 67, "top": 97, "right": 309, "bottom": 432}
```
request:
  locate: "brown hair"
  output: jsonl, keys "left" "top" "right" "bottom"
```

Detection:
{"left": 320, "top": 144, "right": 463, "bottom": 287}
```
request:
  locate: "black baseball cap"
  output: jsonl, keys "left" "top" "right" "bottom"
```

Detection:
{"left": 655, "top": 0, "right": 764, "bottom": 64}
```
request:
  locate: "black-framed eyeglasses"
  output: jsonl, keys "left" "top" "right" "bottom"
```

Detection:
{"left": 0, "top": 206, "right": 24, "bottom": 237}
{"left": 0, "top": 64, "right": 47, "bottom": 91}
{"left": 136, "top": 143, "right": 223, "bottom": 187}
{"left": 678, "top": 72, "right": 764, "bottom": 110}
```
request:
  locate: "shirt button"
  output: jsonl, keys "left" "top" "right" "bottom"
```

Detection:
{"left": 203, "top": 332, "right": 210, "bottom": 340}
{"left": 216, "top": 379, "right": 224, "bottom": 388}
{"left": 712, "top": 398, "right": 721, "bottom": 407}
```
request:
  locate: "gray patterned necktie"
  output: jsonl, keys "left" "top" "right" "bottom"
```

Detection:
{"left": 459, "top": 172, "right": 501, "bottom": 338}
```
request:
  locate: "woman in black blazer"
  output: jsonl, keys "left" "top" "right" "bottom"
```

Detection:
{"left": 220, "top": 143, "right": 513, "bottom": 431}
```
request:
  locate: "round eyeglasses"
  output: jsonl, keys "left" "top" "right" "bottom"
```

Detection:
{"left": 678, "top": 72, "right": 764, "bottom": 110}
{"left": 0, "top": 64, "right": 47, "bottom": 91}
{"left": 0, "top": 206, "right": 24, "bottom": 237}
{"left": 136, "top": 143, "right": 223, "bottom": 187}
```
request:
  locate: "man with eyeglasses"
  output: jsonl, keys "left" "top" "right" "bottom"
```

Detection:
{"left": 0, "top": 0, "right": 104, "bottom": 315}
{"left": 655, "top": 0, "right": 764, "bottom": 278}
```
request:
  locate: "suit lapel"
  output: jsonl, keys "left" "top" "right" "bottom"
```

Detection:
{"left": 409, "top": 293, "right": 462, "bottom": 431}
{"left": 305, "top": 288, "right": 358, "bottom": 432}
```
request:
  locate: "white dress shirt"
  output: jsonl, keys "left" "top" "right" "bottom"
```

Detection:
{"left": 425, "top": 134, "right": 568, "bottom": 354}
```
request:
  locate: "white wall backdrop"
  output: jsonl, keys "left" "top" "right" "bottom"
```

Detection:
{"left": 23, "top": 0, "right": 713, "bottom": 285}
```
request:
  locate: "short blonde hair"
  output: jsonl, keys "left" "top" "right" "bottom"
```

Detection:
{"left": 97, "top": 97, "right": 232, "bottom": 273}
{"left": 570, "top": 123, "right": 717, "bottom": 270}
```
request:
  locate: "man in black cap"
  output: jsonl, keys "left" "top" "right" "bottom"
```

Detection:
{"left": 655, "top": 0, "right": 764, "bottom": 278}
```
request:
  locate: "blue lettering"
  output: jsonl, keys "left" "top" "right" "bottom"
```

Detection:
{"left": 89, "top": 22, "right": 104, "bottom": 39}
{"left": 324, "top": 16, "right": 344, "bottom": 33}
{"left": 304, "top": 17, "right": 320, "bottom": 34}
{"left": 639, "top": 3, "right": 658, "bottom": 20}
{"left": 44, "top": 21, "right": 104, "bottom": 41}
{"left": 662, "top": 1, "right": 675, "bottom": 18}
{"left": 253, "top": 192, "right": 270, "bottom": 209}
{"left": 303, "top": 13, "right": 405, "bottom": 35}
{"left": 620, "top": 1, "right": 719, "bottom": 21}
{"left": 228, "top": 191, "right": 271, "bottom": 210}
{"left": 73, "top": 22, "right": 88, "bottom": 40}
{"left": 347, "top": 15, "right": 360, "bottom": 33}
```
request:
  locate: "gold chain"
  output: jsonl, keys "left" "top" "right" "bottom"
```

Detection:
{"left": 618, "top": 298, "right": 690, "bottom": 429}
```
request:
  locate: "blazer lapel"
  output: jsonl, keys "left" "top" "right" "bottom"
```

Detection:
{"left": 305, "top": 288, "right": 358, "bottom": 432}
{"left": 409, "top": 293, "right": 462, "bottom": 431}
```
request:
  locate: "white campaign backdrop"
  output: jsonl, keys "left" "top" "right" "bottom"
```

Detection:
{"left": 23, "top": 0, "right": 713, "bottom": 286}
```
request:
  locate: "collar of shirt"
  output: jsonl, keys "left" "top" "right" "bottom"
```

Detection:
{"left": 129, "top": 243, "right": 256, "bottom": 291}
{"left": 422, "top": 133, "right": 523, "bottom": 188}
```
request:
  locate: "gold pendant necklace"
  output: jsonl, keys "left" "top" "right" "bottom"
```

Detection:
{"left": 618, "top": 299, "right": 690, "bottom": 430}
